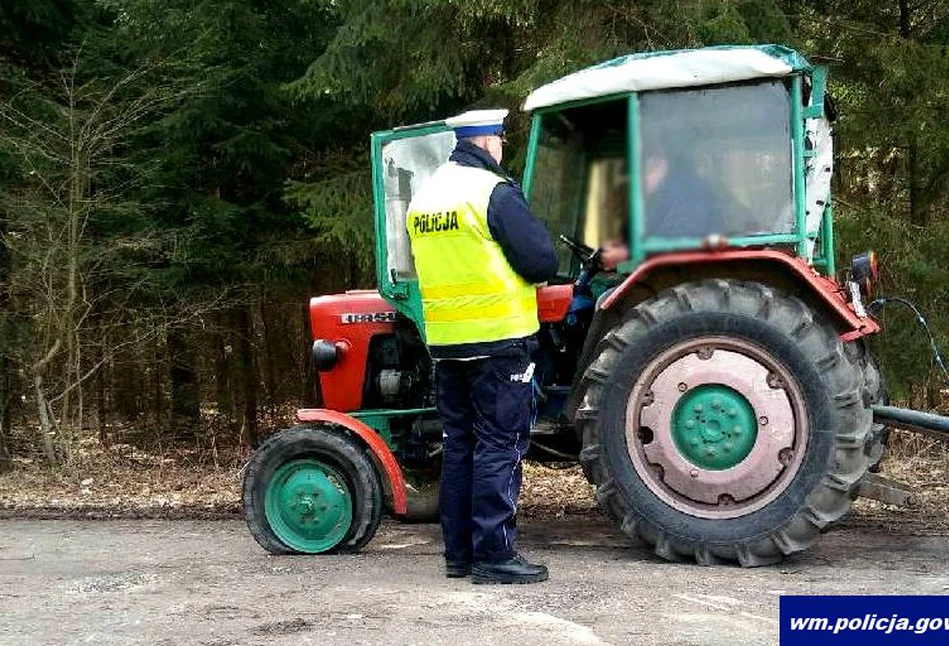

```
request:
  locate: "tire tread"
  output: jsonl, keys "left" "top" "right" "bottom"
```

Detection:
{"left": 577, "top": 279, "right": 872, "bottom": 566}
{"left": 241, "top": 425, "right": 384, "bottom": 555}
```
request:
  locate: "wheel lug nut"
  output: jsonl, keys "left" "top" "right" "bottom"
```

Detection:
{"left": 733, "top": 426, "right": 742, "bottom": 436}
{"left": 693, "top": 404, "right": 704, "bottom": 413}
{"left": 711, "top": 398, "right": 721, "bottom": 409}
{"left": 685, "top": 420, "right": 696, "bottom": 430}
{"left": 727, "top": 408, "right": 737, "bottom": 417}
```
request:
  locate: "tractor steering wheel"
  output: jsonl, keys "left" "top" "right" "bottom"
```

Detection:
{"left": 559, "top": 234, "right": 603, "bottom": 271}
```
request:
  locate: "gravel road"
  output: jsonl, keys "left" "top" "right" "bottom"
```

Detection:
{"left": 2, "top": 517, "right": 948, "bottom": 646}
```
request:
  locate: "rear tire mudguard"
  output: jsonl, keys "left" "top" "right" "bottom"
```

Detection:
{"left": 297, "top": 408, "right": 408, "bottom": 515}
{"left": 566, "top": 251, "right": 880, "bottom": 423}
{"left": 606, "top": 250, "right": 879, "bottom": 339}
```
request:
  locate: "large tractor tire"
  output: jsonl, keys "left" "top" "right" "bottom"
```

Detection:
{"left": 242, "top": 425, "right": 384, "bottom": 554}
{"left": 577, "top": 279, "right": 872, "bottom": 566}
{"left": 854, "top": 344, "right": 889, "bottom": 472}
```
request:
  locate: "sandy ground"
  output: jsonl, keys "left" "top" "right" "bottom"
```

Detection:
{"left": 2, "top": 517, "right": 948, "bottom": 646}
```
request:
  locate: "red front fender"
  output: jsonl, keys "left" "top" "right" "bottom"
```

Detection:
{"left": 296, "top": 408, "right": 408, "bottom": 515}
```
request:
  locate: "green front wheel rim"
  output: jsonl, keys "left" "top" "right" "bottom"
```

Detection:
{"left": 264, "top": 459, "right": 353, "bottom": 553}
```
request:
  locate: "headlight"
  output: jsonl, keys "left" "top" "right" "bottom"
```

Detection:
{"left": 312, "top": 340, "right": 341, "bottom": 371}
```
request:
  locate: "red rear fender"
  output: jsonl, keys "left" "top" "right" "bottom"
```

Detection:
{"left": 603, "top": 250, "right": 880, "bottom": 339}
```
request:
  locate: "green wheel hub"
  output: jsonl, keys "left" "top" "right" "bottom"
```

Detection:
{"left": 264, "top": 459, "right": 352, "bottom": 553}
{"left": 671, "top": 384, "right": 757, "bottom": 471}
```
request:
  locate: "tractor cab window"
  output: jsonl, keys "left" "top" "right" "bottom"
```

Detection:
{"left": 529, "top": 100, "right": 629, "bottom": 274}
{"left": 378, "top": 129, "right": 456, "bottom": 282}
{"left": 639, "top": 80, "right": 793, "bottom": 240}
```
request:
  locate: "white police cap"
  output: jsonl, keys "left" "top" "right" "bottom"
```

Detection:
{"left": 445, "top": 109, "right": 508, "bottom": 138}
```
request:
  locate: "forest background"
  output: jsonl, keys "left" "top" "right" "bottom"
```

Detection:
{"left": 2, "top": 0, "right": 949, "bottom": 482}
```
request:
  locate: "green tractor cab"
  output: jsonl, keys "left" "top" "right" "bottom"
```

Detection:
{"left": 243, "top": 45, "right": 889, "bottom": 566}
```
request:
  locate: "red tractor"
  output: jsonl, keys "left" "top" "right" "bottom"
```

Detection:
{"left": 242, "top": 45, "right": 901, "bottom": 565}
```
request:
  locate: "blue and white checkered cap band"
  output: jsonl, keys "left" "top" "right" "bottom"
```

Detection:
{"left": 452, "top": 124, "right": 505, "bottom": 137}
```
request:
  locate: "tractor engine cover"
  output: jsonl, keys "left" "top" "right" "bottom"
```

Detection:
{"left": 308, "top": 290, "right": 398, "bottom": 412}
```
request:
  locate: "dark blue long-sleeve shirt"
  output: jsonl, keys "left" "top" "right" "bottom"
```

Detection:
{"left": 429, "top": 140, "right": 558, "bottom": 359}
{"left": 450, "top": 141, "right": 559, "bottom": 284}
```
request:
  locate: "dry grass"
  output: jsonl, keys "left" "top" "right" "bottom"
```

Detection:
{"left": 851, "top": 429, "right": 949, "bottom": 534}
{"left": 520, "top": 463, "right": 597, "bottom": 517}
{"left": 0, "top": 440, "right": 596, "bottom": 520}
{"left": 1, "top": 427, "right": 947, "bottom": 530}
{"left": 0, "top": 435, "right": 244, "bottom": 519}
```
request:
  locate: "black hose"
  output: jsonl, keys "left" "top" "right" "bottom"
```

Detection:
{"left": 873, "top": 404, "right": 949, "bottom": 438}
{"left": 868, "top": 296, "right": 949, "bottom": 384}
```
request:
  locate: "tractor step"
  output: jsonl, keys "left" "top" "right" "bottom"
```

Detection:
{"left": 856, "top": 472, "right": 914, "bottom": 508}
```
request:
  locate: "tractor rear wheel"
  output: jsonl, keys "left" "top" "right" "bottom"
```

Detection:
{"left": 242, "top": 425, "right": 384, "bottom": 554}
{"left": 577, "top": 279, "right": 872, "bottom": 566}
{"left": 855, "top": 344, "right": 889, "bottom": 472}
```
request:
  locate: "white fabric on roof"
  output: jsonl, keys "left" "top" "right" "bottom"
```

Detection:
{"left": 524, "top": 49, "right": 795, "bottom": 111}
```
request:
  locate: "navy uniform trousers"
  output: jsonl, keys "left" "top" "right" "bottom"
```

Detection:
{"left": 436, "top": 345, "right": 533, "bottom": 564}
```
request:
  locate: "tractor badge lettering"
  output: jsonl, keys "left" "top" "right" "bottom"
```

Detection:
{"left": 412, "top": 210, "right": 459, "bottom": 235}
{"left": 340, "top": 311, "right": 397, "bottom": 324}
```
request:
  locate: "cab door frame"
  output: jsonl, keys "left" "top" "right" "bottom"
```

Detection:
{"left": 369, "top": 122, "right": 455, "bottom": 333}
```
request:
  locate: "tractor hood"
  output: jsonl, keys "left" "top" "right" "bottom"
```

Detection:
{"left": 523, "top": 44, "right": 811, "bottom": 112}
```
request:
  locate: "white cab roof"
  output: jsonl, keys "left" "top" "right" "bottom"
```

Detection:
{"left": 523, "top": 45, "right": 810, "bottom": 111}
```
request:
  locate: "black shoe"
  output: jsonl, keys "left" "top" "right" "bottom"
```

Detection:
{"left": 445, "top": 560, "right": 471, "bottom": 578}
{"left": 471, "top": 555, "right": 548, "bottom": 584}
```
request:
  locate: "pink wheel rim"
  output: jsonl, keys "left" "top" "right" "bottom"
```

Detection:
{"left": 625, "top": 337, "right": 808, "bottom": 519}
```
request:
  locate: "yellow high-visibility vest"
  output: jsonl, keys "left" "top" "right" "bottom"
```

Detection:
{"left": 406, "top": 162, "right": 538, "bottom": 347}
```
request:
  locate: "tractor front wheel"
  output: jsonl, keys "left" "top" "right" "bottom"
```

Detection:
{"left": 242, "top": 425, "right": 384, "bottom": 554}
{"left": 578, "top": 279, "right": 872, "bottom": 566}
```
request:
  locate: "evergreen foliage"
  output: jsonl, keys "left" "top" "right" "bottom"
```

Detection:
{"left": 1, "top": 0, "right": 949, "bottom": 462}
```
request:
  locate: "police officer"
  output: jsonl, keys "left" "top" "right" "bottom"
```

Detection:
{"left": 406, "top": 109, "right": 558, "bottom": 584}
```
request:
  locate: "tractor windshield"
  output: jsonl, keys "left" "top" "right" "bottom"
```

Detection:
{"left": 377, "top": 129, "right": 456, "bottom": 282}
{"left": 639, "top": 80, "right": 793, "bottom": 239}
